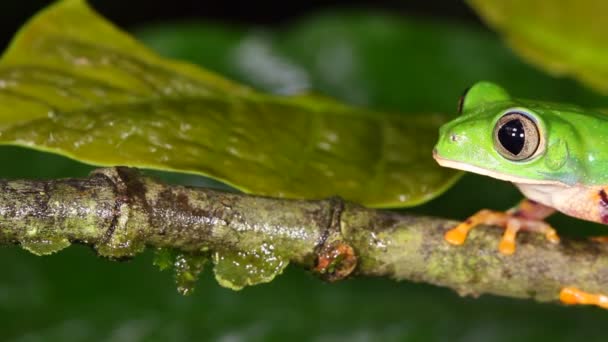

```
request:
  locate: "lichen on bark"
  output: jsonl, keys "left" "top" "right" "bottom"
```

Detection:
{"left": 0, "top": 167, "right": 607, "bottom": 306}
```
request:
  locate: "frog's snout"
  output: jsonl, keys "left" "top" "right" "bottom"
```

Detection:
{"left": 434, "top": 128, "right": 467, "bottom": 161}
{"left": 449, "top": 132, "right": 460, "bottom": 142}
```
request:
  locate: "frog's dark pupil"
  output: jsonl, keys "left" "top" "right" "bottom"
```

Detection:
{"left": 497, "top": 119, "right": 525, "bottom": 155}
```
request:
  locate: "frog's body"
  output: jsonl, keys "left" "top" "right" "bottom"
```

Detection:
{"left": 517, "top": 183, "right": 608, "bottom": 224}
{"left": 434, "top": 81, "right": 608, "bottom": 226}
{"left": 433, "top": 81, "right": 608, "bottom": 309}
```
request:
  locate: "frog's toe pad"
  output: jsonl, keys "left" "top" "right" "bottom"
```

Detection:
{"left": 498, "top": 236, "right": 516, "bottom": 255}
{"left": 444, "top": 224, "right": 470, "bottom": 245}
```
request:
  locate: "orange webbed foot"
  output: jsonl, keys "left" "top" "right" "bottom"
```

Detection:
{"left": 444, "top": 205, "right": 560, "bottom": 255}
{"left": 560, "top": 287, "right": 608, "bottom": 309}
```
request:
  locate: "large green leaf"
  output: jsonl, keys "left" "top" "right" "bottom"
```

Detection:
{"left": 468, "top": 0, "right": 608, "bottom": 94}
{"left": 0, "top": 0, "right": 458, "bottom": 208}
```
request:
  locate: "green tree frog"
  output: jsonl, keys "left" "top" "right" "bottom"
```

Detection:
{"left": 433, "top": 81, "right": 608, "bottom": 309}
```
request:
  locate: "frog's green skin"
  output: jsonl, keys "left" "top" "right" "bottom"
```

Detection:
{"left": 433, "top": 81, "right": 608, "bottom": 224}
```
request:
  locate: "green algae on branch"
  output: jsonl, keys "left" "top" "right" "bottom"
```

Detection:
{"left": 0, "top": 167, "right": 608, "bottom": 307}
{"left": 153, "top": 248, "right": 209, "bottom": 295}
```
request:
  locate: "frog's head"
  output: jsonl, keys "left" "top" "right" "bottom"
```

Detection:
{"left": 433, "top": 81, "right": 585, "bottom": 185}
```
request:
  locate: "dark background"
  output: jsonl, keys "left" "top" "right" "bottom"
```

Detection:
{"left": 0, "top": 1, "right": 482, "bottom": 49}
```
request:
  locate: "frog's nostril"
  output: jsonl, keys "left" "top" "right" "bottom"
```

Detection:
{"left": 450, "top": 133, "right": 458, "bottom": 142}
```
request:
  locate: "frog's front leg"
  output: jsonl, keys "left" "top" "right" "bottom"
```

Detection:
{"left": 444, "top": 199, "right": 560, "bottom": 255}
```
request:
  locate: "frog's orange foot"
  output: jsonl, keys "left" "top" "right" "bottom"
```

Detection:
{"left": 560, "top": 287, "right": 608, "bottom": 309}
{"left": 444, "top": 209, "right": 560, "bottom": 255}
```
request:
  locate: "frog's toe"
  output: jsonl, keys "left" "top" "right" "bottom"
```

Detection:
{"left": 522, "top": 219, "right": 560, "bottom": 244}
{"left": 445, "top": 209, "right": 560, "bottom": 255}
{"left": 497, "top": 220, "right": 519, "bottom": 255}
{"left": 444, "top": 222, "right": 471, "bottom": 245}
{"left": 590, "top": 236, "right": 608, "bottom": 243}
{"left": 495, "top": 217, "right": 559, "bottom": 255}
{"left": 560, "top": 287, "right": 608, "bottom": 309}
{"left": 444, "top": 209, "right": 508, "bottom": 246}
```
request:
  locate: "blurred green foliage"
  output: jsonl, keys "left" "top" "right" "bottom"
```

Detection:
{"left": 1, "top": 1, "right": 608, "bottom": 341}
{"left": 469, "top": 0, "right": 608, "bottom": 95}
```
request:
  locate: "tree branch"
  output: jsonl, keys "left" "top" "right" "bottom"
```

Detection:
{"left": 1, "top": 167, "right": 606, "bottom": 304}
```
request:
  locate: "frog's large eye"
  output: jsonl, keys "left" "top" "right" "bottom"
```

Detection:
{"left": 493, "top": 112, "right": 541, "bottom": 161}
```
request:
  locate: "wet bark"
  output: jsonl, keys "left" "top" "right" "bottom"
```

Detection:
{"left": 1, "top": 167, "right": 606, "bottom": 305}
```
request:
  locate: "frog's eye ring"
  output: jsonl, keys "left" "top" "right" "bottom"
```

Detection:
{"left": 493, "top": 112, "right": 540, "bottom": 161}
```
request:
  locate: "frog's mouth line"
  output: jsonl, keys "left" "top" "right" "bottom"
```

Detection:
{"left": 432, "top": 150, "right": 563, "bottom": 186}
